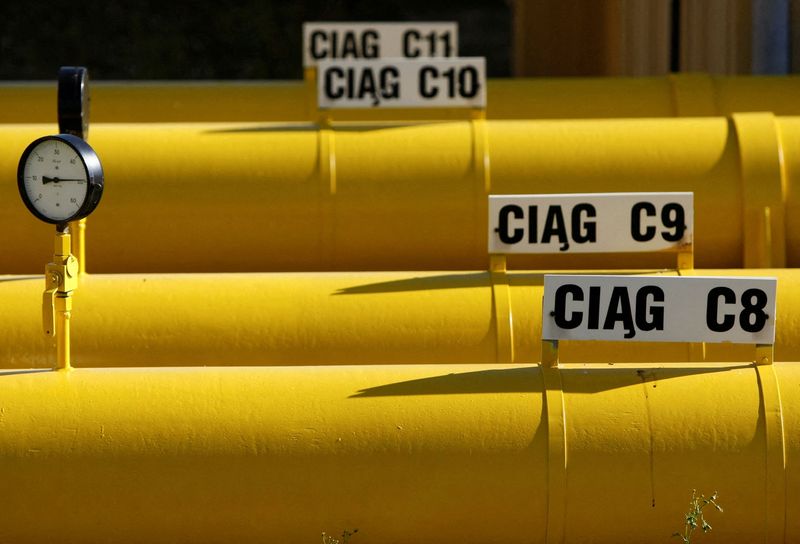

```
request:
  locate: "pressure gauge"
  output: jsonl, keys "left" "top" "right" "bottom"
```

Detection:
{"left": 58, "top": 66, "right": 90, "bottom": 140}
{"left": 17, "top": 134, "right": 104, "bottom": 225}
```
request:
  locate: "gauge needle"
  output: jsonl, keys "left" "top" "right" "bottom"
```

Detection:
{"left": 42, "top": 176, "right": 83, "bottom": 184}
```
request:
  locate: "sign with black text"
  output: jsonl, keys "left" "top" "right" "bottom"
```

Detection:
{"left": 303, "top": 22, "right": 458, "bottom": 67}
{"left": 317, "top": 58, "right": 486, "bottom": 109}
{"left": 542, "top": 275, "right": 776, "bottom": 344}
{"left": 489, "top": 193, "right": 693, "bottom": 254}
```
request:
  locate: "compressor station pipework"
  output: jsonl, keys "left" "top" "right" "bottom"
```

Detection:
{"left": 3, "top": 74, "right": 800, "bottom": 122}
{"left": 2, "top": 63, "right": 796, "bottom": 544}
{"left": 0, "top": 114, "right": 794, "bottom": 273}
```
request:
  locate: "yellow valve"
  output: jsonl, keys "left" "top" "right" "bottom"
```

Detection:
{"left": 42, "top": 227, "right": 78, "bottom": 370}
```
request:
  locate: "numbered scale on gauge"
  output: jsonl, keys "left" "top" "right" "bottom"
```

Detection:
{"left": 17, "top": 134, "right": 103, "bottom": 224}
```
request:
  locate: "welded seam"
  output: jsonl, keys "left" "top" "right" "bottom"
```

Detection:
{"left": 490, "top": 263, "right": 514, "bottom": 364}
{"left": 638, "top": 369, "right": 658, "bottom": 508}
{"left": 319, "top": 119, "right": 337, "bottom": 195}
{"left": 755, "top": 363, "right": 787, "bottom": 544}
{"left": 732, "top": 113, "right": 786, "bottom": 268}
{"left": 480, "top": 115, "right": 509, "bottom": 363}
{"left": 317, "top": 117, "right": 337, "bottom": 267}
{"left": 475, "top": 112, "right": 494, "bottom": 280}
{"left": 543, "top": 365, "right": 567, "bottom": 544}
{"left": 471, "top": 115, "right": 491, "bottom": 194}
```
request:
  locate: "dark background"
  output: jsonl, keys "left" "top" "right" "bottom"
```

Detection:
{"left": 0, "top": 1, "right": 511, "bottom": 80}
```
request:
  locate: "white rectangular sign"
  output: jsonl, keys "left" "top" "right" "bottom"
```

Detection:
{"left": 541, "top": 275, "right": 776, "bottom": 344}
{"left": 303, "top": 22, "right": 458, "bottom": 67}
{"left": 317, "top": 58, "right": 486, "bottom": 109}
{"left": 488, "top": 192, "right": 693, "bottom": 254}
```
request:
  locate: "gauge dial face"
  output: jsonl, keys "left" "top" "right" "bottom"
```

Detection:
{"left": 17, "top": 135, "right": 103, "bottom": 224}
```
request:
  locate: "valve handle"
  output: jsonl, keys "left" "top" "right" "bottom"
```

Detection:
{"left": 43, "top": 286, "right": 57, "bottom": 337}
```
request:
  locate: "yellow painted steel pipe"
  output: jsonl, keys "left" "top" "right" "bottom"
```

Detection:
{"left": 4, "top": 74, "right": 800, "bottom": 122}
{"left": 0, "top": 115, "right": 797, "bottom": 273}
{"left": 0, "top": 362, "right": 797, "bottom": 543}
{"left": 1, "top": 269, "right": 798, "bottom": 369}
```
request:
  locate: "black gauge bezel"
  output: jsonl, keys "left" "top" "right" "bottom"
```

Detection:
{"left": 58, "top": 66, "right": 90, "bottom": 140}
{"left": 17, "top": 134, "right": 104, "bottom": 225}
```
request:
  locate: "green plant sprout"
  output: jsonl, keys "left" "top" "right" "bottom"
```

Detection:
{"left": 673, "top": 490, "right": 723, "bottom": 543}
{"left": 321, "top": 528, "right": 358, "bottom": 544}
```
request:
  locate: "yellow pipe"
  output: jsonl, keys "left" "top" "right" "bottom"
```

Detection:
{"left": 0, "top": 116, "right": 797, "bottom": 273}
{"left": 4, "top": 75, "right": 800, "bottom": 122}
{"left": 0, "top": 362, "right": 796, "bottom": 543}
{"left": 1, "top": 268, "right": 797, "bottom": 369}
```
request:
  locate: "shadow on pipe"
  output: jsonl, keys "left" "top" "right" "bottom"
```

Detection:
{"left": 350, "top": 364, "right": 744, "bottom": 397}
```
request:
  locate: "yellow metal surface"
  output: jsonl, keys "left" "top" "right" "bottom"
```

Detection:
{"left": 0, "top": 268, "right": 796, "bottom": 369}
{"left": 0, "top": 362, "right": 796, "bottom": 543}
{"left": 69, "top": 218, "right": 87, "bottom": 274}
{"left": 0, "top": 116, "right": 797, "bottom": 273}
{"left": 4, "top": 75, "right": 800, "bottom": 123}
{"left": 2, "top": 74, "right": 797, "bottom": 544}
{"left": 732, "top": 113, "right": 787, "bottom": 267}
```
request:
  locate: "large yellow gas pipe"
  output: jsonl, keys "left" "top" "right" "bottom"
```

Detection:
{"left": 3, "top": 74, "right": 800, "bottom": 122}
{"left": 1, "top": 268, "right": 797, "bottom": 368}
{"left": 0, "top": 115, "right": 797, "bottom": 273}
{"left": 0, "top": 362, "right": 797, "bottom": 544}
